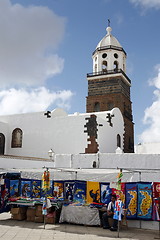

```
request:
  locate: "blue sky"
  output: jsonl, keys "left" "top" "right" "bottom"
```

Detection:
{"left": 1, "top": 0, "right": 160, "bottom": 144}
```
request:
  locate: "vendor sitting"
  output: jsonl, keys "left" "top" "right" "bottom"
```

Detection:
{"left": 102, "top": 194, "right": 118, "bottom": 231}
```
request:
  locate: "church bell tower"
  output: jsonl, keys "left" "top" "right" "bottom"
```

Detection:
{"left": 86, "top": 24, "right": 134, "bottom": 153}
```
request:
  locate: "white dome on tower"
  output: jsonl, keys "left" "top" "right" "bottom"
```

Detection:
{"left": 92, "top": 24, "right": 127, "bottom": 73}
{"left": 96, "top": 27, "right": 122, "bottom": 49}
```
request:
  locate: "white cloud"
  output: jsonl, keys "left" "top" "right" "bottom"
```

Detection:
{"left": 0, "top": 0, "right": 65, "bottom": 87}
{"left": 139, "top": 65, "right": 160, "bottom": 142}
{"left": 130, "top": 0, "right": 160, "bottom": 9}
{"left": 0, "top": 87, "right": 74, "bottom": 115}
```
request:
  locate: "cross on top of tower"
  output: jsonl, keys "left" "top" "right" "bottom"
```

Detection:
{"left": 106, "top": 19, "right": 112, "bottom": 35}
{"left": 108, "top": 19, "right": 110, "bottom": 27}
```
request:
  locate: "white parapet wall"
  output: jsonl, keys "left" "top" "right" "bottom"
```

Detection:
{"left": 1, "top": 153, "right": 160, "bottom": 171}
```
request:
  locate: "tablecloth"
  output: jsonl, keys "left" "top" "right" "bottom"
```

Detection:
{"left": 59, "top": 205, "right": 100, "bottom": 225}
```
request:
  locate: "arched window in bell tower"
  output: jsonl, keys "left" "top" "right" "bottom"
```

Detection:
{"left": 114, "top": 61, "right": 118, "bottom": 71}
{"left": 95, "top": 64, "right": 97, "bottom": 73}
{"left": 117, "top": 134, "right": 121, "bottom": 148}
{"left": 102, "top": 61, "right": 107, "bottom": 72}
{"left": 94, "top": 102, "right": 100, "bottom": 112}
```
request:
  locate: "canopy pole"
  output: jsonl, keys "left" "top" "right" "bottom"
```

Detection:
{"left": 139, "top": 171, "right": 142, "bottom": 229}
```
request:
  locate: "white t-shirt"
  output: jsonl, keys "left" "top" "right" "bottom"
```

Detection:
{"left": 107, "top": 201, "right": 114, "bottom": 212}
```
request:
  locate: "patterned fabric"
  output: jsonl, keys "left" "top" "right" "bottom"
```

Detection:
{"left": 87, "top": 181, "right": 100, "bottom": 204}
{"left": 100, "top": 183, "right": 111, "bottom": 204}
{"left": 42, "top": 170, "right": 50, "bottom": 190}
{"left": 137, "top": 183, "right": 152, "bottom": 219}
{"left": 125, "top": 183, "right": 137, "bottom": 219}
{"left": 153, "top": 182, "right": 160, "bottom": 199}
{"left": 10, "top": 180, "right": 19, "bottom": 197}
{"left": 0, "top": 178, "right": 10, "bottom": 213}
{"left": 21, "top": 180, "right": 31, "bottom": 197}
{"left": 32, "top": 180, "right": 41, "bottom": 198}
{"left": 64, "top": 182, "right": 75, "bottom": 201}
{"left": 113, "top": 200, "right": 123, "bottom": 221}
{"left": 73, "top": 181, "right": 86, "bottom": 204}
{"left": 117, "top": 171, "right": 123, "bottom": 190}
{"left": 53, "top": 181, "right": 64, "bottom": 199}
{"left": 42, "top": 197, "right": 47, "bottom": 215}
{"left": 152, "top": 198, "right": 160, "bottom": 221}
{"left": 41, "top": 181, "right": 53, "bottom": 197}
{"left": 152, "top": 182, "right": 160, "bottom": 220}
{"left": 112, "top": 183, "right": 126, "bottom": 205}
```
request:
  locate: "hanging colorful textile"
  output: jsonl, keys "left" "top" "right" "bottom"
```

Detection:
{"left": 113, "top": 200, "right": 123, "bottom": 221}
{"left": 21, "top": 180, "right": 31, "bottom": 198}
{"left": 125, "top": 183, "right": 137, "bottom": 219}
{"left": 87, "top": 181, "right": 100, "bottom": 204}
{"left": 0, "top": 178, "right": 10, "bottom": 213}
{"left": 41, "top": 181, "right": 53, "bottom": 197}
{"left": 152, "top": 183, "right": 160, "bottom": 220}
{"left": 153, "top": 198, "right": 160, "bottom": 221}
{"left": 100, "top": 183, "right": 112, "bottom": 204}
{"left": 42, "top": 169, "right": 50, "bottom": 190}
{"left": 10, "top": 180, "right": 19, "bottom": 197}
{"left": 112, "top": 183, "right": 126, "bottom": 205}
{"left": 42, "top": 197, "right": 47, "bottom": 215}
{"left": 41, "top": 169, "right": 52, "bottom": 197}
{"left": 116, "top": 170, "right": 123, "bottom": 191}
{"left": 32, "top": 180, "right": 41, "bottom": 198}
{"left": 64, "top": 182, "right": 75, "bottom": 201}
{"left": 73, "top": 181, "right": 86, "bottom": 204}
{"left": 153, "top": 182, "right": 160, "bottom": 199}
{"left": 137, "top": 183, "right": 152, "bottom": 219}
{"left": 53, "top": 181, "right": 64, "bottom": 199}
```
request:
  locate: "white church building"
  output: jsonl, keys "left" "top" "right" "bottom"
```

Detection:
{"left": 0, "top": 107, "right": 124, "bottom": 159}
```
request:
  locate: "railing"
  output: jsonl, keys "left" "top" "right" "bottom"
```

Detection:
{"left": 92, "top": 45, "right": 127, "bottom": 56}
{"left": 87, "top": 69, "right": 131, "bottom": 84}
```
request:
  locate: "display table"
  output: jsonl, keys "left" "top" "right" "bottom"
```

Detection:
{"left": 59, "top": 205, "right": 100, "bottom": 226}
{"left": 8, "top": 200, "right": 63, "bottom": 209}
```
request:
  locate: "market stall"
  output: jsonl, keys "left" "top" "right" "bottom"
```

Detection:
{"left": 0, "top": 167, "right": 160, "bottom": 231}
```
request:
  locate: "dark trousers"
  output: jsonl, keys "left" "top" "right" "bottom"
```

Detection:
{"left": 102, "top": 212, "right": 118, "bottom": 229}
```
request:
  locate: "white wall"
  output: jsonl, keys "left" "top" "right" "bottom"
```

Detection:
{"left": 1, "top": 152, "right": 160, "bottom": 175}
{"left": 0, "top": 108, "right": 124, "bottom": 158}
{"left": 135, "top": 142, "right": 160, "bottom": 154}
{"left": 0, "top": 156, "right": 52, "bottom": 169}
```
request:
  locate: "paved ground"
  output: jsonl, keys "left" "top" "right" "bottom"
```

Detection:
{"left": 0, "top": 213, "right": 159, "bottom": 240}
